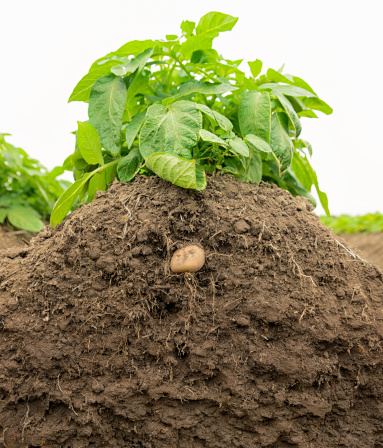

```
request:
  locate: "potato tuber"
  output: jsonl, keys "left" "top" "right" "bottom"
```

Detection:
{"left": 170, "top": 245, "right": 205, "bottom": 273}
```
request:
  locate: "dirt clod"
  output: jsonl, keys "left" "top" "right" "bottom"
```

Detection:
{"left": 234, "top": 219, "right": 250, "bottom": 234}
{"left": 0, "top": 176, "right": 382, "bottom": 448}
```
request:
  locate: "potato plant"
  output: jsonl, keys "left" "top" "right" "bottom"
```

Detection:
{"left": 0, "top": 133, "right": 70, "bottom": 232}
{"left": 321, "top": 213, "right": 383, "bottom": 234}
{"left": 52, "top": 11, "right": 332, "bottom": 227}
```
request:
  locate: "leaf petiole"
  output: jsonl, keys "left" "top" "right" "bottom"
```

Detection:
{"left": 170, "top": 51, "right": 193, "bottom": 78}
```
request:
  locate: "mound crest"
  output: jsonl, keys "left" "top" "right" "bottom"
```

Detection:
{"left": 0, "top": 176, "right": 382, "bottom": 448}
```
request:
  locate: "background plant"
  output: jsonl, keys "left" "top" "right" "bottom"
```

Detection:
{"left": 0, "top": 133, "right": 70, "bottom": 232}
{"left": 321, "top": 213, "right": 383, "bottom": 234}
{"left": 52, "top": 11, "right": 332, "bottom": 227}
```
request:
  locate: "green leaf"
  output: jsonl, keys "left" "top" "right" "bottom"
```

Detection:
{"left": 266, "top": 68, "right": 316, "bottom": 95}
{"left": 125, "top": 112, "right": 146, "bottom": 149}
{"left": 286, "top": 97, "right": 307, "bottom": 113}
{"left": 199, "top": 129, "right": 226, "bottom": 146}
{"left": 51, "top": 173, "right": 93, "bottom": 227}
{"left": 74, "top": 167, "right": 83, "bottom": 181}
{"left": 195, "top": 103, "right": 233, "bottom": 131}
{"left": 48, "top": 166, "right": 65, "bottom": 180}
{"left": 222, "top": 156, "right": 245, "bottom": 175}
{"left": 283, "top": 168, "right": 317, "bottom": 207}
{"left": 87, "top": 171, "right": 107, "bottom": 202}
{"left": 77, "top": 121, "right": 104, "bottom": 165}
{"left": 180, "top": 36, "right": 214, "bottom": 58}
{"left": 190, "top": 49, "right": 219, "bottom": 64}
{"left": 260, "top": 84, "right": 316, "bottom": 98}
{"left": 130, "top": 47, "right": 154, "bottom": 75}
{"left": 145, "top": 153, "right": 206, "bottom": 190}
{"left": 275, "top": 92, "right": 302, "bottom": 137}
{"left": 139, "top": 100, "right": 202, "bottom": 159}
{"left": 123, "top": 48, "right": 154, "bottom": 114}
{"left": 111, "top": 58, "right": 140, "bottom": 77}
{"left": 62, "top": 155, "right": 74, "bottom": 171}
{"left": 229, "top": 136, "right": 249, "bottom": 157}
{"left": 181, "top": 20, "right": 195, "bottom": 36}
{"left": 68, "top": 60, "right": 118, "bottom": 103}
{"left": 237, "top": 149, "right": 262, "bottom": 183}
{"left": 113, "top": 40, "right": 157, "bottom": 58}
{"left": 89, "top": 75, "right": 127, "bottom": 157}
{"left": 0, "top": 197, "right": 24, "bottom": 208}
{"left": 7, "top": 205, "right": 44, "bottom": 232}
{"left": 302, "top": 97, "right": 333, "bottom": 115}
{"left": 212, "top": 110, "right": 233, "bottom": 132}
{"left": 310, "top": 186, "right": 324, "bottom": 211}
{"left": 244, "top": 134, "right": 272, "bottom": 154}
{"left": 125, "top": 72, "right": 150, "bottom": 104}
{"left": 292, "top": 151, "right": 329, "bottom": 215}
{"left": 104, "top": 163, "right": 118, "bottom": 184}
{"left": 196, "top": 12, "right": 238, "bottom": 37}
{"left": 179, "top": 80, "right": 238, "bottom": 96}
{"left": 78, "top": 179, "right": 90, "bottom": 203}
{"left": 87, "top": 173, "right": 101, "bottom": 202}
{"left": 164, "top": 81, "right": 237, "bottom": 105}
{"left": 298, "top": 110, "right": 318, "bottom": 118}
{"left": 0, "top": 133, "right": 11, "bottom": 142}
{"left": 117, "top": 148, "right": 144, "bottom": 182}
{"left": 248, "top": 59, "right": 262, "bottom": 77}
{"left": 73, "top": 155, "right": 88, "bottom": 170}
{"left": 270, "top": 112, "right": 294, "bottom": 175}
{"left": 239, "top": 91, "right": 271, "bottom": 142}
{"left": 291, "top": 152, "right": 312, "bottom": 191}
{"left": 294, "top": 138, "right": 313, "bottom": 157}
{"left": 0, "top": 208, "right": 7, "bottom": 223}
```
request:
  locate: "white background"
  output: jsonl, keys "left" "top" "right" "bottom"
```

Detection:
{"left": 1, "top": 0, "right": 382, "bottom": 216}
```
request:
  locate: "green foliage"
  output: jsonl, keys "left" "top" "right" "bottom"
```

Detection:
{"left": 89, "top": 76, "right": 127, "bottom": 156}
{"left": 53, "top": 11, "right": 333, "bottom": 227}
{"left": 77, "top": 121, "right": 104, "bottom": 165}
{"left": 146, "top": 153, "right": 206, "bottom": 190}
{"left": 0, "top": 134, "right": 70, "bottom": 232}
{"left": 321, "top": 213, "right": 383, "bottom": 234}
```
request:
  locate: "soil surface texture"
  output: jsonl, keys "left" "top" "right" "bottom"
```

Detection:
{"left": 342, "top": 233, "right": 383, "bottom": 270}
{"left": 0, "top": 176, "right": 382, "bottom": 448}
{"left": 0, "top": 227, "right": 25, "bottom": 251}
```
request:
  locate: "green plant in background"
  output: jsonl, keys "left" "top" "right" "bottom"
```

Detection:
{"left": 52, "top": 11, "right": 332, "bottom": 227}
{"left": 321, "top": 213, "right": 383, "bottom": 234}
{"left": 0, "top": 133, "right": 71, "bottom": 232}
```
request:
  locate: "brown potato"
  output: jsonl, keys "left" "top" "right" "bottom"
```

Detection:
{"left": 170, "top": 245, "right": 205, "bottom": 273}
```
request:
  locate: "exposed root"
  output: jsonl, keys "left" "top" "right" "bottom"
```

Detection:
{"left": 289, "top": 254, "right": 316, "bottom": 287}
{"left": 21, "top": 402, "right": 31, "bottom": 442}
{"left": 299, "top": 304, "right": 316, "bottom": 322}
{"left": 0, "top": 269, "right": 18, "bottom": 287}
{"left": 335, "top": 238, "right": 370, "bottom": 264}
{"left": 121, "top": 198, "right": 132, "bottom": 238}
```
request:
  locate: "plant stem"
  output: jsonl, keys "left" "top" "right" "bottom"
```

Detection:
{"left": 194, "top": 67, "right": 219, "bottom": 83}
{"left": 95, "top": 158, "right": 119, "bottom": 173}
{"left": 216, "top": 147, "right": 230, "bottom": 167}
{"left": 164, "top": 62, "right": 177, "bottom": 92}
{"left": 207, "top": 94, "right": 216, "bottom": 108}
{"left": 171, "top": 52, "right": 193, "bottom": 78}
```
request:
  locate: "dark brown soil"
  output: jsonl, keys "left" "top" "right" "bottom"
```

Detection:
{"left": 0, "top": 176, "right": 382, "bottom": 448}
{"left": 342, "top": 233, "right": 383, "bottom": 270}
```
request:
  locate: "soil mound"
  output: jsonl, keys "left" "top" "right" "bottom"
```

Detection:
{"left": 0, "top": 176, "right": 382, "bottom": 448}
